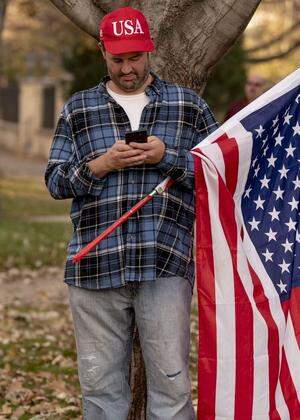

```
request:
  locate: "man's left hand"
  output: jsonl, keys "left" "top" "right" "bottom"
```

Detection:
{"left": 130, "top": 136, "right": 165, "bottom": 164}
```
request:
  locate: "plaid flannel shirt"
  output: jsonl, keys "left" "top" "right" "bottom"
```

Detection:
{"left": 45, "top": 72, "right": 218, "bottom": 289}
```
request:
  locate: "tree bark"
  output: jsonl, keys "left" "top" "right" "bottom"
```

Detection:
{"left": 0, "top": 0, "right": 9, "bottom": 81}
{"left": 48, "top": 1, "right": 262, "bottom": 418}
{"left": 50, "top": 0, "right": 261, "bottom": 94}
{"left": 0, "top": 0, "right": 9, "bottom": 37}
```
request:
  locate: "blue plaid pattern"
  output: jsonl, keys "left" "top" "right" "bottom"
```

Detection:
{"left": 45, "top": 72, "right": 218, "bottom": 289}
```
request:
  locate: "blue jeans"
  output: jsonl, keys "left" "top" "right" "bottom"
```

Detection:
{"left": 68, "top": 277, "right": 195, "bottom": 420}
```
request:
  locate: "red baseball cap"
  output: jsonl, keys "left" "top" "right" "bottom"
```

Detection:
{"left": 99, "top": 7, "right": 155, "bottom": 55}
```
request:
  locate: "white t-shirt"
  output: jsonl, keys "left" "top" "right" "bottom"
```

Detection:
{"left": 107, "top": 85, "right": 150, "bottom": 131}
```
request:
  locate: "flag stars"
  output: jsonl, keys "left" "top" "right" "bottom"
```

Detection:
{"left": 254, "top": 195, "right": 265, "bottom": 210}
{"left": 283, "top": 113, "right": 293, "bottom": 125}
{"left": 251, "top": 157, "right": 258, "bottom": 168}
{"left": 267, "top": 154, "right": 277, "bottom": 167}
{"left": 292, "top": 176, "right": 300, "bottom": 189}
{"left": 260, "top": 175, "right": 270, "bottom": 189}
{"left": 248, "top": 217, "right": 260, "bottom": 231}
{"left": 262, "top": 248, "right": 273, "bottom": 262}
{"left": 272, "top": 115, "right": 279, "bottom": 127}
{"left": 274, "top": 133, "right": 284, "bottom": 146}
{"left": 278, "top": 165, "right": 289, "bottom": 179}
{"left": 278, "top": 259, "right": 290, "bottom": 274}
{"left": 277, "top": 280, "right": 288, "bottom": 294}
{"left": 281, "top": 238, "right": 293, "bottom": 253}
{"left": 244, "top": 186, "right": 252, "bottom": 198}
{"left": 285, "top": 144, "right": 296, "bottom": 157}
{"left": 265, "top": 228, "right": 277, "bottom": 241}
{"left": 268, "top": 207, "right": 280, "bottom": 221}
{"left": 296, "top": 94, "right": 300, "bottom": 104}
{"left": 288, "top": 197, "right": 298, "bottom": 211}
{"left": 285, "top": 217, "right": 297, "bottom": 232}
{"left": 254, "top": 166, "right": 260, "bottom": 177}
{"left": 255, "top": 125, "right": 265, "bottom": 138}
{"left": 273, "top": 186, "right": 284, "bottom": 200}
{"left": 292, "top": 121, "right": 300, "bottom": 136}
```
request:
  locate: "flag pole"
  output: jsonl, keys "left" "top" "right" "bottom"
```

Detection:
{"left": 72, "top": 177, "right": 174, "bottom": 264}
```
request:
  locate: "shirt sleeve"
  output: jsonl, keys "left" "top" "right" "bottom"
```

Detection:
{"left": 156, "top": 98, "right": 219, "bottom": 191}
{"left": 45, "top": 111, "right": 107, "bottom": 199}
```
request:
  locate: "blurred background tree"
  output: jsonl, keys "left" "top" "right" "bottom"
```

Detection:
{"left": 1, "top": 0, "right": 300, "bottom": 113}
{"left": 63, "top": 40, "right": 106, "bottom": 97}
{"left": 203, "top": 38, "right": 247, "bottom": 120}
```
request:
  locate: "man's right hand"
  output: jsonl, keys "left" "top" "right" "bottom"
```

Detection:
{"left": 87, "top": 140, "right": 147, "bottom": 178}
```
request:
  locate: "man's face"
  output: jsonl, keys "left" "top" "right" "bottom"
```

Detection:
{"left": 102, "top": 50, "right": 150, "bottom": 93}
{"left": 245, "top": 75, "right": 266, "bottom": 102}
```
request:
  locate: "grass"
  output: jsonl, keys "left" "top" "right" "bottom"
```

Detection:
{"left": 0, "top": 175, "right": 200, "bottom": 417}
{"left": 0, "top": 176, "right": 72, "bottom": 270}
{"left": 0, "top": 301, "right": 82, "bottom": 418}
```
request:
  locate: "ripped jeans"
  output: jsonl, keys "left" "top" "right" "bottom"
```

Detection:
{"left": 68, "top": 277, "right": 195, "bottom": 420}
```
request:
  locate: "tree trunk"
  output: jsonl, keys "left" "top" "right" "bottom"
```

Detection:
{"left": 128, "top": 327, "right": 147, "bottom": 419}
{"left": 48, "top": 1, "right": 262, "bottom": 418}
{"left": 0, "top": 0, "right": 9, "bottom": 37}
{"left": 0, "top": 0, "right": 9, "bottom": 80}
{"left": 50, "top": 0, "right": 261, "bottom": 93}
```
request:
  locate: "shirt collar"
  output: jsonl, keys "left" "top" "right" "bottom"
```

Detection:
{"left": 97, "top": 69, "right": 162, "bottom": 101}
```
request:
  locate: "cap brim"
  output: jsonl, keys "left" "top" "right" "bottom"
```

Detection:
{"left": 103, "top": 39, "right": 155, "bottom": 55}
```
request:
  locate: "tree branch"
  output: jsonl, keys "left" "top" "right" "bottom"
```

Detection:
{"left": 245, "top": 20, "right": 300, "bottom": 53}
{"left": 246, "top": 38, "right": 300, "bottom": 63}
{"left": 49, "top": 0, "right": 103, "bottom": 39}
{"left": 0, "top": 0, "right": 9, "bottom": 36}
{"left": 92, "top": 0, "right": 129, "bottom": 14}
{"left": 156, "top": 0, "right": 193, "bottom": 36}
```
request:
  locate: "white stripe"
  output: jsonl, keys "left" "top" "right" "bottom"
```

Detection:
{"left": 192, "top": 68, "right": 300, "bottom": 150}
{"left": 241, "top": 229, "right": 286, "bottom": 344}
{"left": 226, "top": 123, "right": 253, "bottom": 201}
{"left": 201, "top": 158, "right": 236, "bottom": 418}
{"left": 236, "top": 232, "right": 270, "bottom": 417}
{"left": 197, "top": 142, "right": 226, "bottom": 182}
{"left": 284, "top": 314, "right": 300, "bottom": 399}
{"left": 275, "top": 382, "right": 290, "bottom": 420}
{"left": 232, "top": 123, "right": 272, "bottom": 417}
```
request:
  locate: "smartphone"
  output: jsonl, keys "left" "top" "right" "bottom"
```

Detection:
{"left": 125, "top": 129, "right": 148, "bottom": 145}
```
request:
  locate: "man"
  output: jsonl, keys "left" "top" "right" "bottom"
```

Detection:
{"left": 224, "top": 74, "right": 268, "bottom": 121}
{"left": 45, "top": 6, "right": 218, "bottom": 419}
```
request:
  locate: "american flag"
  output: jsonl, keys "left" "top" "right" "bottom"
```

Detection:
{"left": 191, "top": 69, "right": 300, "bottom": 419}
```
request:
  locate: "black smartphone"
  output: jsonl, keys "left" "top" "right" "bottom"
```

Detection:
{"left": 125, "top": 129, "right": 148, "bottom": 145}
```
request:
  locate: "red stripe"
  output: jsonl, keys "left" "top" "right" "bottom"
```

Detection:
{"left": 216, "top": 137, "right": 254, "bottom": 419}
{"left": 280, "top": 348, "right": 300, "bottom": 417}
{"left": 248, "top": 264, "right": 281, "bottom": 419}
{"left": 194, "top": 155, "right": 217, "bottom": 419}
{"left": 289, "top": 285, "right": 300, "bottom": 348}
{"left": 215, "top": 133, "right": 239, "bottom": 195}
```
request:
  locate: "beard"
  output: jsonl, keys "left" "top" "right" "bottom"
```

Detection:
{"left": 108, "top": 60, "right": 151, "bottom": 93}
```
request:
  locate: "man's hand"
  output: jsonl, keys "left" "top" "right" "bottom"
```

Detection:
{"left": 87, "top": 140, "right": 147, "bottom": 178}
{"left": 130, "top": 136, "right": 165, "bottom": 164}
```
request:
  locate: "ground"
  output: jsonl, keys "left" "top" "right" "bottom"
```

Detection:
{"left": 0, "top": 149, "right": 199, "bottom": 419}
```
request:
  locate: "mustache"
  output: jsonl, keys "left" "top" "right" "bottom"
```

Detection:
{"left": 119, "top": 72, "right": 137, "bottom": 77}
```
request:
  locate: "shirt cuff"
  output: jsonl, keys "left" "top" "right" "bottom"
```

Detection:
{"left": 69, "top": 162, "right": 107, "bottom": 195}
{"left": 155, "top": 147, "right": 178, "bottom": 175}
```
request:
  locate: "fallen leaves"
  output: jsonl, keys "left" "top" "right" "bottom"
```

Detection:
{"left": 0, "top": 267, "right": 199, "bottom": 418}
